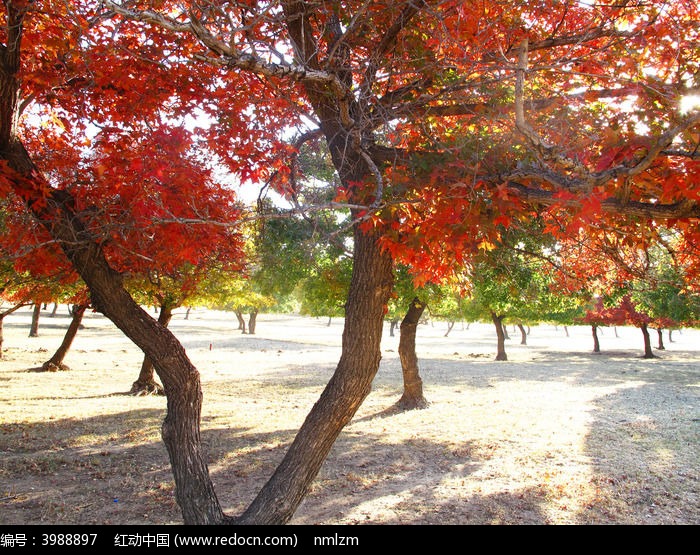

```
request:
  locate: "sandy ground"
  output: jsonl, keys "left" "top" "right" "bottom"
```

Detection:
{"left": 0, "top": 305, "right": 698, "bottom": 525}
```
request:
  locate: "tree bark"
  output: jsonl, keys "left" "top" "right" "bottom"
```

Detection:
{"left": 29, "top": 302, "right": 40, "bottom": 337}
{"left": 518, "top": 323, "right": 527, "bottom": 345}
{"left": 41, "top": 304, "right": 87, "bottom": 372}
{"left": 235, "top": 310, "right": 247, "bottom": 333}
{"left": 592, "top": 324, "right": 601, "bottom": 353}
{"left": 248, "top": 310, "right": 258, "bottom": 335}
{"left": 492, "top": 312, "right": 508, "bottom": 361}
{"left": 396, "top": 297, "right": 428, "bottom": 410}
{"left": 389, "top": 318, "right": 398, "bottom": 337}
{"left": 131, "top": 303, "right": 173, "bottom": 396}
{"left": 236, "top": 226, "right": 393, "bottom": 524}
{"left": 15, "top": 187, "right": 224, "bottom": 524}
{"left": 641, "top": 324, "right": 655, "bottom": 359}
{"left": 656, "top": 329, "right": 665, "bottom": 350}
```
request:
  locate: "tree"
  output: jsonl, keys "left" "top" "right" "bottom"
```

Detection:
{"left": 2, "top": 0, "right": 699, "bottom": 525}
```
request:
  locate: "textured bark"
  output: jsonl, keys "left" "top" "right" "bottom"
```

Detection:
{"left": 641, "top": 324, "right": 655, "bottom": 359}
{"left": 656, "top": 329, "right": 665, "bottom": 350}
{"left": 396, "top": 297, "right": 428, "bottom": 410}
{"left": 29, "top": 302, "right": 40, "bottom": 337}
{"left": 131, "top": 304, "right": 173, "bottom": 396}
{"left": 236, "top": 226, "right": 393, "bottom": 524}
{"left": 592, "top": 324, "right": 601, "bottom": 353}
{"left": 248, "top": 310, "right": 258, "bottom": 335}
{"left": 492, "top": 312, "right": 508, "bottom": 361}
{"left": 41, "top": 304, "right": 87, "bottom": 372}
{"left": 235, "top": 310, "right": 246, "bottom": 333}
{"left": 518, "top": 323, "right": 527, "bottom": 345}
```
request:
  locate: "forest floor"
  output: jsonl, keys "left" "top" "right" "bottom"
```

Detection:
{"left": 1, "top": 306, "right": 698, "bottom": 525}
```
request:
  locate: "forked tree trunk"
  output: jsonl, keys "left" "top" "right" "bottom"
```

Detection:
{"left": 641, "top": 324, "right": 655, "bottom": 359}
{"left": 41, "top": 304, "right": 87, "bottom": 372}
{"left": 131, "top": 303, "right": 173, "bottom": 395}
{"left": 248, "top": 310, "right": 258, "bottom": 335}
{"left": 396, "top": 297, "right": 428, "bottom": 410}
{"left": 517, "top": 323, "right": 527, "bottom": 345}
{"left": 29, "top": 302, "right": 40, "bottom": 337}
{"left": 592, "top": 324, "right": 601, "bottom": 353}
{"left": 235, "top": 310, "right": 247, "bottom": 333}
{"left": 492, "top": 312, "right": 507, "bottom": 361}
{"left": 236, "top": 227, "right": 393, "bottom": 524}
{"left": 444, "top": 321, "right": 455, "bottom": 337}
{"left": 656, "top": 329, "right": 665, "bottom": 350}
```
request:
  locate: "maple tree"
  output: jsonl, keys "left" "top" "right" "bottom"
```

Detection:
{"left": 2, "top": 0, "right": 699, "bottom": 524}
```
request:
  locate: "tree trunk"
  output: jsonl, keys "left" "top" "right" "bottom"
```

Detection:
{"left": 41, "top": 304, "right": 87, "bottom": 372}
{"left": 235, "top": 310, "right": 247, "bottom": 333}
{"left": 614, "top": 326, "right": 619, "bottom": 338}
{"left": 444, "top": 321, "right": 455, "bottom": 337}
{"left": 50, "top": 303, "right": 59, "bottom": 317}
{"left": 641, "top": 324, "right": 655, "bottom": 359}
{"left": 389, "top": 318, "right": 398, "bottom": 337}
{"left": 131, "top": 304, "right": 173, "bottom": 396}
{"left": 668, "top": 329, "right": 674, "bottom": 343}
{"left": 327, "top": 316, "right": 332, "bottom": 326}
{"left": 502, "top": 322, "right": 510, "bottom": 340}
{"left": 592, "top": 324, "right": 600, "bottom": 353}
{"left": 563, "top": 325, "right": 569, "bottom": 337}
{"left": 185, "top": 307, "right": 191, "bottom": 320}
{"left": 248, "top": 310, "right": 258, "bottom": 335}
{"left": 517, "top": 323, "right": 527, "bottom": 345}
{"left": 236, "top": 226, "right": 393, "bottom": 524}
{"left": 396, "top": 297, "right": 428, "bottom": 410}
{"left": 29, "top": 302, "right": 40, "bottom": 337}
{"left": 656, "top": 329, "right": 665, "bottom": 350}
{"left": 492, "top": 312, "right": 507, "bottom": 361}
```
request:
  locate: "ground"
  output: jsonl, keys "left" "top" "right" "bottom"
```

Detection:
{"left": 1, "top": 306, "right": 698, "bottom": 525}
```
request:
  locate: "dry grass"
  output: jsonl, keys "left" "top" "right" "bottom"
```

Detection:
{"left": 1, "top": 307, "right": 698, "bottom": 525}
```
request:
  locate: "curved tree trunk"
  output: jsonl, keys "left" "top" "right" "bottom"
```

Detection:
{"left": 237, "top": 227, "right": 393, "bottom": 524}
{"left": 492, "top": 312, "right": 507, "bottom": 361}
{"left": 641, "top": 324, "right": 655, "bottom": 359}
{"left": 656, "top": 329, "right": 665, "bottom": 350}
{"left": 29, "top": 302, "right": 40, "bottom": 337}
{"left": 592, "top": 324, "right": 601, "bottom": 353}
{"left": 396, "top": 297, "right": 428, "bottom": 410}
{"left": 131, "top": 303, "right": 174, "bottom": 395}
{"left": 248, "top": 310, "right": 258, "bottom": 335}
{"left": 235, "top": 310, "right": 247, "bottom": 333}
{"left": 517, "top": 323, "right": 527, "bottom": 345}
{"left": 444, "top": 321, "right": 455, "bottom": 337}
{"left": 41, "top": 304, "right": 87, "bottom": 372}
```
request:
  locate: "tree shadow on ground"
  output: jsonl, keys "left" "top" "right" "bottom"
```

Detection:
{"left": 580, "top": 379, "right": 700, "bottom": 524}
